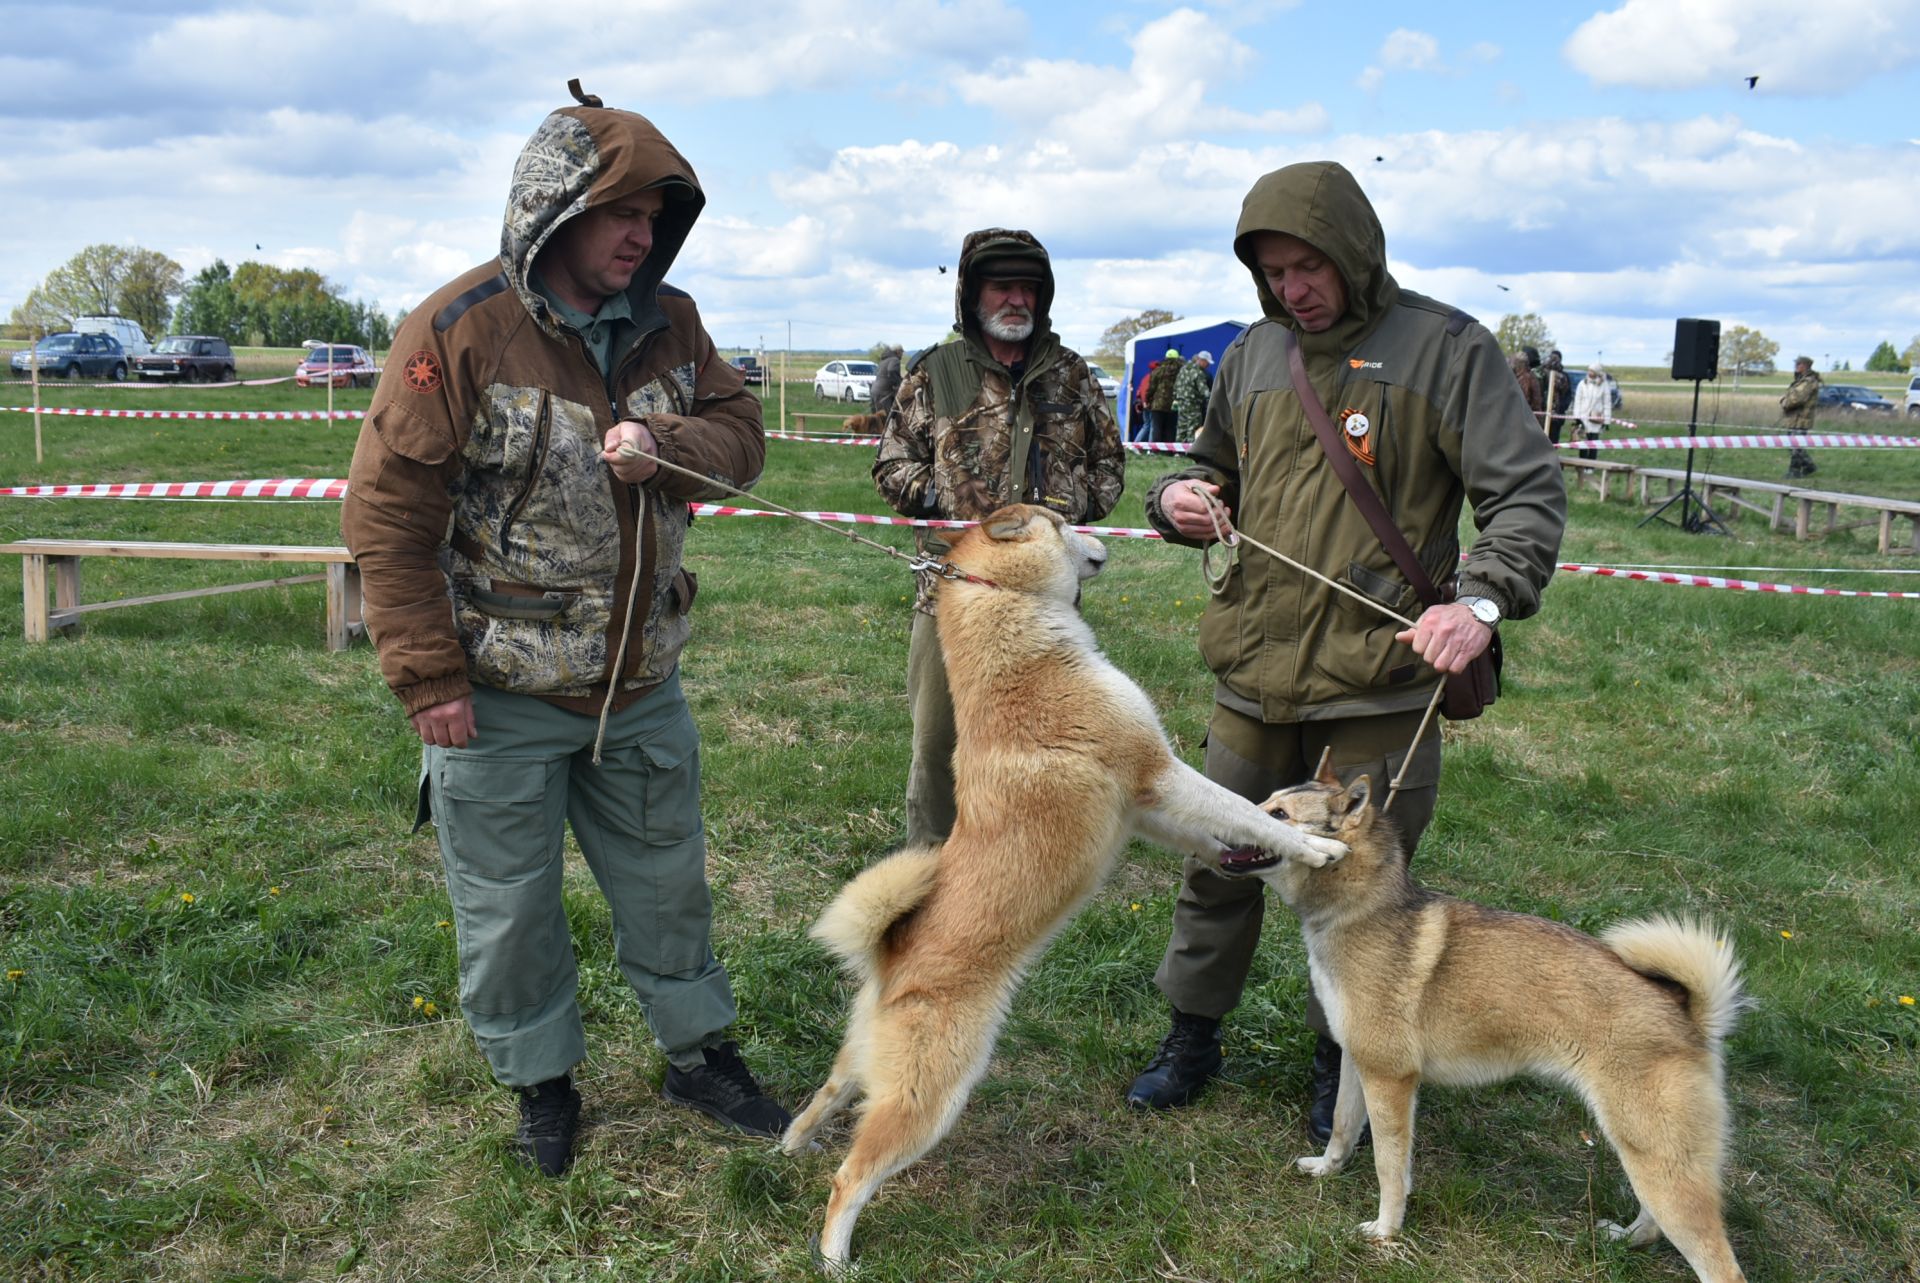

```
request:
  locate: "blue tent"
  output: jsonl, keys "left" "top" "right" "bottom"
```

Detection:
{"left": 1119, "top": 316, "right": 1248, "bottom": 439}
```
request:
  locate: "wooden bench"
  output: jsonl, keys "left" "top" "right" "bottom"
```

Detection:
{"left": 1, "top": 539, "right": 365, "bottom": 649}
{"left": 1632, "top": 468, "right": 1797, "bottom": 531}
{"left": 1557, "top": 456, "right": 1636, "bottom": 500}
{"left": 1788, "top": 490, "right": 1920, "bottom": 554}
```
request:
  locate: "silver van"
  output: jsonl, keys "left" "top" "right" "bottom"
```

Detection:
{"left": 71, "top": 315, "right": 151, "bottom": 356}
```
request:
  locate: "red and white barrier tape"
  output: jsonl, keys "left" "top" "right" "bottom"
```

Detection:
{"left": 1557, "top": 433, "right": 1920, "bottom": 451}
{"left": 0, "top": 479, "right": 350, "bottom": 500}
{"left": 5, "top": 478, "right": 1912, "bottom": 599}
{"left": 1, "top": 404, "right": 362, "bottom": 421}
{"left": 1556, "top": 562, "right": 1920, "bottom": 600}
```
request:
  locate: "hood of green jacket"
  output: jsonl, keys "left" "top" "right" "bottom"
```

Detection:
{"left": 1232, "top": 161, "right": 1399, "bottom": 355}
{"left": 499, "top": 95, "right": 704, "bottom": 338}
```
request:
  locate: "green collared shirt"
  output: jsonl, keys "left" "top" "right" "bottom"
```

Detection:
{"left": 534, "top": 275, "right": 635, "bottom": 380}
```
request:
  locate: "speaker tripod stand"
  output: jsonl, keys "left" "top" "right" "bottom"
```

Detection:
{"left": 1640, "top": 376, "right": 1730, "bottom": 536}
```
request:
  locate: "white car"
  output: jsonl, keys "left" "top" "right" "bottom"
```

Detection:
{"left": 1905, "top": 371, "right": 1919, "bottom": 419}
{"left": 814, "top": 359, "right": 878, "bottom": 403}
{"left": 1085, "top": 362, "right": 1120, "bottom": 399}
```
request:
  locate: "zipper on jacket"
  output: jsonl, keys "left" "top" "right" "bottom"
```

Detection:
{"left": 499, "top": 389, "right": 553, "bottom": 555}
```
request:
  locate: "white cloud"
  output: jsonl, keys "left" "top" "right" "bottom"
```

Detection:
{"left": 1380, "top": 29, "right": 1441, "bottom": 70}
{"left": 1566, "top": 0, "right": 1920, "bottom": 93}
{"left": 950, "top": 8, "right": 1325, "bottom": 163}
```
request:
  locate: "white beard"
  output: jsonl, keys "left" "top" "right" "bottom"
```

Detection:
{"left": 979, "top": 305, "right": 1035, "bottom": 343}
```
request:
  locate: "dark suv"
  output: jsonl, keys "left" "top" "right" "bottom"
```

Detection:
{"left": 10, "top": 332, "right": 128, "bottom": 381}
{"left": 134, "top": 335, "right": 236, "bottom": 383}
{"left": 729, "top": 355, "right": 765, "bottom": 386}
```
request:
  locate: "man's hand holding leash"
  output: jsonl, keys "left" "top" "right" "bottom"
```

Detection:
{"left": 602, "top": 419, "right": 663, "bottom": 483}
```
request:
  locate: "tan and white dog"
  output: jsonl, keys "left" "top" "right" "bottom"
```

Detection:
{"left": 1227, "top": 755, "right": 1749, "bottom": 1283}
{"left": 782, "top": 504, "right": 1346, "bottom": 1270}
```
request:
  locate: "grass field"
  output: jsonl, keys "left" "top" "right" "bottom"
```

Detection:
{"left": 1, "top": 380, "right": 1918, "bottom": 1281}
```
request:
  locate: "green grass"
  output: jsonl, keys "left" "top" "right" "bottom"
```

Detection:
{"left": 1, "top": 407, "right": 1917, "bottom": 1281}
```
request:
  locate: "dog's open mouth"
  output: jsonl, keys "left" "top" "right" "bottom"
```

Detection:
{"left": 1217, "top": 845, "right": 1281, "bottom": 874}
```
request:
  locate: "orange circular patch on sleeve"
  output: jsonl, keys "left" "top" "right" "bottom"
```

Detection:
{"left": 403, "top": 350, "right": 443, "bottom": 394}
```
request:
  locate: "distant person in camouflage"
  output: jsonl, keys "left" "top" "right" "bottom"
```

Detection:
{"left": 1781, "top": 355, "right": 1820, "bottom": 479}
{"left": 1173, "top": 350, "right": 1213, "bottom": 441}
{"left": 873, "top": 228, "right": 1125, "bottom": 846}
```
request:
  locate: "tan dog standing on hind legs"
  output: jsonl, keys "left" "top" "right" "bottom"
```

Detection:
{"left": 782, "top": 504, "right": 1347, "bottom": 1271}
{"left": 1224, "top": 754, "right": 1749, "bottom": 1283}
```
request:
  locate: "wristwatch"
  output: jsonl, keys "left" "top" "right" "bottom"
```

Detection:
{"left": 1457, "top": 595, "right": 1501, "bottom": 626}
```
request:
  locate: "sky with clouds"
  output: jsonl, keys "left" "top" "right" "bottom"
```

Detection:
{"left": 4, "top": 0, "right": 1919, "bottom": 367}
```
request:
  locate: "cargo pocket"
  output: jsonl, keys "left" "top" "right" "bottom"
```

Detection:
{"left": 434, "top": 754, "right": 557, "bottom": 881}
{"left": 638, "top": 711, "right": 702, "bottom": 844}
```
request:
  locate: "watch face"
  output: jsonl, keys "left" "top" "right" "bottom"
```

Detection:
{"left": 1468, "top": 598, "right": 1499, "bottom": 624}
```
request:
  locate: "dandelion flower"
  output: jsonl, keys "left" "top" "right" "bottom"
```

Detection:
{"left": 268, "top": 886, "right": 282, "bottom": 897}
{"left": 1902, "top": 996, "right": 1916, "bottom": 1007}
{"left": 1780, "top": 930, "right": 1793, "bottom": 940}
{"left": 6, "top": 969, "right": 23, "bottom": 982}
{"left": 1130, "top": 902, "right": 1141, "bottom": 912}
{"left": 436, "top": 920, "right": 452, "bottom": 930}
{"left": 412, "top": 995, "right": 426, "bottom": 1010}
{"left": 424, "top": 1002, "right": 439, "bottom": 1017}
{"left": 180, "top": 893, "right": 195, "bottom": 905}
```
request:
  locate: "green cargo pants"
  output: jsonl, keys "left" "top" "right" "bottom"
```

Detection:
{"left": 903, "top": 609, "right": 957, "bottom": 848}
{"left": 421, "top": 673, "right": 736, "bottom": 1087}
{"left": 1153, "top": 701, "right": 1441, "bottom": 1037}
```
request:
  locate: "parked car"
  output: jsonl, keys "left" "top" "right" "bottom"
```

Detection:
{"left": 813, "top": 359, "right": 877, "bottom": 402}
{"left": 295, "top": 344, "right": 379, "bottom": 389}
{"left": 1815, "top": 383, "right": 1895, "bottom": 415}
{"left": 1085, "top": 362, "right": 1120, "bottom": 399}
{"left": 1903, "top": 372, "right": 1919, "bottom": 419}
{"left": 134, "top": 335, "right": 236, "bottom": 383}
{"left": 729, "top": 354, "right": 764, "bottom": 386}
{"left": 71, "top": 314, "right": 151, "bottom": 356}
{"left": 10, "top": 331, "right": 128, "bottom": 381}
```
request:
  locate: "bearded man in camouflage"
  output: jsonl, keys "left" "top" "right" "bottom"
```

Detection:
{"left": 873, "top": 229, "right": 1126, "bottom": 846}
{"left": 343, "top": 84, "right": 788, "bottom": 1178}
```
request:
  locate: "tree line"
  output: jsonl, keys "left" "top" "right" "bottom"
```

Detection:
{"left": 6, "top": 244, "right": 397, "bottom": 351}
{"left": 1496, "top": 312, "right": 1920, "bottom": 378}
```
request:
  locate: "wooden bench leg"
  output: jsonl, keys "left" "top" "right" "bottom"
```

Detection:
{"left": 326, "top": 561, "right": 364, "bottom": 651}
{"left": 1769, "top": 494, "right": 1784, "bottom": 531}
{"left": 1880, "top": 511, "right": 1893, "bottom": 556}
{"left": 22, "top": 552, "right": 48, "bottom": 644}
{"left": 1796, "top": 497, "right": 1812, "bottom": 540}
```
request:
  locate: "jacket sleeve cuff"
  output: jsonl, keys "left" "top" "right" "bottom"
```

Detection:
{"left": 1453, "top": 576, "right": 1512, "bottom": 618}
{"left": 396, "top": 672, "right": 474, "bottom": 718}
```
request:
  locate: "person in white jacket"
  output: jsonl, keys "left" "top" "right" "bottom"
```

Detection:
{"left": 1571, "top": 362, "right": 1613, "bottom": 461}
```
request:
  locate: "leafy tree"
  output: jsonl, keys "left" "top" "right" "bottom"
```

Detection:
{"left": 1097, "top": 309, "right": 1178, "bottom": 363}
{"left": 174, "top": 260, "right": 239, "bottom": 340}
{"left": 1719, "top": 325, "right": 1777, "bottom": 378}
{"left": 1494, "top": 313, "right": 1553, "bottom": 356}
{"left": 1902, "top": 335, "right": 1920, "bottom": 369}
{"left": 1864, "top": 340, "right": 1902, "bottom": 372}
{"left": 7, "top": 243, "right": 185, "bottom": 336}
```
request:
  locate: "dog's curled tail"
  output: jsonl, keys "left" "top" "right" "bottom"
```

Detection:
{"left": 1602, "top": 915, "right": 1750, "bottom": 1045}
{"left": 810, "top": 847, "right": 941, "bottom": 981}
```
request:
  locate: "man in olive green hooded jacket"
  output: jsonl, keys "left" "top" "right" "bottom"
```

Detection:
{"left": 1124, "top": 162, "right": 1565, "bottom": 1138}
{"left": 874, "top": 229, "right": 1125, "bottom": 846}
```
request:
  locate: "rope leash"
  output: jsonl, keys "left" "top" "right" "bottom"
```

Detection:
{"left": 591, "top": 437, "right": 995, "bottom": 762}
{"left": 1198, "top": 492, "right": 1446, "bottom": 814}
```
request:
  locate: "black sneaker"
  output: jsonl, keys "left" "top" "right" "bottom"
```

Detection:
{"left": 1125, "top": 1009, "right": 1222, "bottom": 1109}
{"left": 515, "top": 1074, "right": 582, "bottom": 1177}
{"left": 661, "top": 1041, "right": 792, "bottom": 1138}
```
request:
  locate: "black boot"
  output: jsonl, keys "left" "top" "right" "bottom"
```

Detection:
{"left": 1125, "top": 1009, "right": 1222, "bottom": 1109}
{"left": 1306, "top": 1033, "right": 1369, "bottom": 1147}
{"left": 515, "top": 1074, "right": 582, "bottom": 1176}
